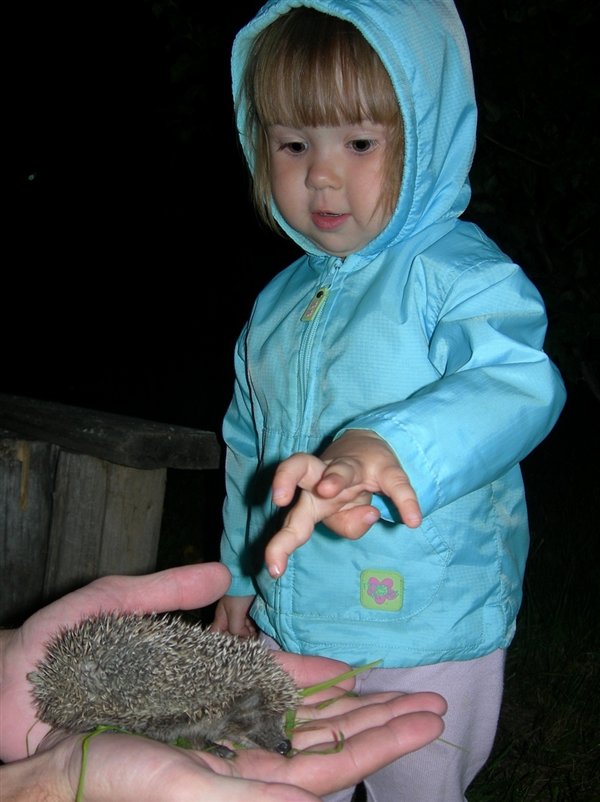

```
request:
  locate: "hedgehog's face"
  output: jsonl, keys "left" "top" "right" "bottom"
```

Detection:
{"left": 216, "top": 689, "right": 293, "bottom": 754}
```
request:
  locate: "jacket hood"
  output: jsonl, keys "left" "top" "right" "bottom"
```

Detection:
{"left": 231, "top": 0, "right": 477, "bottom": 257}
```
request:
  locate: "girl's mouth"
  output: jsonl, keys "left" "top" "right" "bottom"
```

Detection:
{"left": 311, "top": 212, "right": 350, "bottom": 231}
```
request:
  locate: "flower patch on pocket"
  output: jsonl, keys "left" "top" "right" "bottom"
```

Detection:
{"left": 360, "top": 569, "right": 404, "bottom": 611}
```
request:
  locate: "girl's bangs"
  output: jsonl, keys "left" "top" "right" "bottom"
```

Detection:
{"left": 251, "top": 13, "right": 398, "bottom": 129}
{"left": 256, "top": 65, "right": 395, "bottom": 129}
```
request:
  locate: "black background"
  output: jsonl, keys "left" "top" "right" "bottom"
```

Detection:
{"left": 5, "top": 1, "right": 598, "bottom": 439}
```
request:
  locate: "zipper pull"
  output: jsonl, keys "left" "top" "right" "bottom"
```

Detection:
{"left": 301, "top": 287, "right": 329, "bottom": 322}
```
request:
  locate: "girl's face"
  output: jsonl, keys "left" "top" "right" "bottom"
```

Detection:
{"left": 267, "top": 123, "right": 392, "bottom": 257}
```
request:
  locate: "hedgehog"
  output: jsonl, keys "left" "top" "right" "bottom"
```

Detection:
{"left": 28, "top": 612, "right": 301, "bottom": 757}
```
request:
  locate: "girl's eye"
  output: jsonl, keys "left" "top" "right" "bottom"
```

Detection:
{"left": 282, "top": 141, "right": 306, "bottom": 154}
{"left": 350, "top": 139, "right": 375, "bottom": 153}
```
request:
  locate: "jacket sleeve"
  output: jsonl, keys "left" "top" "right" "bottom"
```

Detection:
{"left": 220, "top": 322, "right": 260, "bottom": 596}
{"left": 343, "top": 258, "right": 567, "bottom": 519}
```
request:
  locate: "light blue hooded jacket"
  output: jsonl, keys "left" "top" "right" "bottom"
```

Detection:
{"left": 220, "top": 0, "right": 566, "bottom": 667}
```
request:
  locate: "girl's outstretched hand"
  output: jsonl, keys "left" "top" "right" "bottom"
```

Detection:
{"left": 267, "top": 430, "right": 422, "bottom": 577}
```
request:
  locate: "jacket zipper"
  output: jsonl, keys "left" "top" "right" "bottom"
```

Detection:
{"left": 297, "top": 258, "right": 343, "bottom": 432}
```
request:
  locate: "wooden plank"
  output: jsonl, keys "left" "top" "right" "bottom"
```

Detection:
{"left": 0, "top": 439, "right": 59, "bottom": 625}
{"left": 43, "top": 451, "right": 165, "bottom": 602}
{"left": 43, "top": 451, "right": 108, "bottom": 600}
{"left": 0, "top": 394, "right": 220, "bottom": 470}
{"left": 99, "top": 462, "right": 165, "bottom": 575}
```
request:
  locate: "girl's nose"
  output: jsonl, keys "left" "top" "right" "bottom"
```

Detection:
{"left": 305, "top": 154, "right": 342, "bottom": 190}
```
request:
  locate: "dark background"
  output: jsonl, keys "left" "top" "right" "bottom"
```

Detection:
{"left": 5, "top": 0, "right": 598, "bottom": 440}
{"left": 5, "top": 5, "right": 598, "bottom": 793}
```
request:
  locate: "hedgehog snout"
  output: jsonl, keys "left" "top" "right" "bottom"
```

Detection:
{"left": 275, "top": 738, "right": 292, "bottom": 755}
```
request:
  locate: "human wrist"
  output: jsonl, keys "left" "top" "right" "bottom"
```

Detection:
{"left": 0, "top": 747, "right": 68, "bottom": 802}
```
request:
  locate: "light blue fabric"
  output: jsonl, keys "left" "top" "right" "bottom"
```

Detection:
{"left": 221, "top": 0, "right": 566, "bottom": 667}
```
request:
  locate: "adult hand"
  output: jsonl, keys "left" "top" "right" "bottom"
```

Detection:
{"left": 267, "top": 430, "right": 422, "bottom": 577}
{"left": 3, "top": 687, "right": 445, "bottom": 802}
{"left": 1, "top": 563, "right": 445, "bottom": 802}
{"left": 0, "top": 562, "right": 231, "bottom": 762}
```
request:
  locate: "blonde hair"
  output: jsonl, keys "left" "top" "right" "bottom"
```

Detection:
{"left": 239, "top": 7, "right": 404, "bottom": 232}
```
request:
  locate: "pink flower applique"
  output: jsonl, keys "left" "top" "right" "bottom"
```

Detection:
{"left": 367, "top": 576, "right": 399, "bottom": 605}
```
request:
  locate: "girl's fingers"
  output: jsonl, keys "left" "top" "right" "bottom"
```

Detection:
{"left": 272, "top": 454, "right": 326, "bottom": 506}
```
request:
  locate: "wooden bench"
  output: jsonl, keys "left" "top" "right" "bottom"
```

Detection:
{"left": 0, "top": 394, "right": 221, "bottom": 626}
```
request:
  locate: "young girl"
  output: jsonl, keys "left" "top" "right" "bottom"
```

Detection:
{"left": 213, "top": 2, "right": 566, "bottom": 800}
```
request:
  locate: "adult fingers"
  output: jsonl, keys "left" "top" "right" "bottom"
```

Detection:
{"left": 274, "top": 653, "right": 355, "bottom": 692}
{"left": 292, "top": 691, "right": 447, "bottom": 747}
{"left": 234, "top": 707, "right": 444, "bottom": 797}
{"left": 28, "top": 564, "right": 232, "bottom": 635}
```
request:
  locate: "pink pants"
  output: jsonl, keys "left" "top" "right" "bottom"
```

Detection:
{"left": 322, "top": 648, "right": 505, "bottom": 802}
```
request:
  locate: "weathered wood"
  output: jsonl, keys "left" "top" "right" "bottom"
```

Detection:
{"left": 0, "top": 397, "right": 221, "bottom": 625}
{"left": 0, "top": 437, "right": 167, "bottom": 625}
{"left": 0, "top": 439, "right": 59, "bottom": 624}
{"left": 0, "top": 394, "right": 221, "bottom": 470}
{"left": 44, "top": 451, "right": 165, "bottom": 602}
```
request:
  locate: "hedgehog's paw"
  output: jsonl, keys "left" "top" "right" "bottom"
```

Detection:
{"left": 203, "top": 739, "right": 237, "bottom": 759}
{"left": 172, "top": 733, "right": 237, "bottom": 759}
